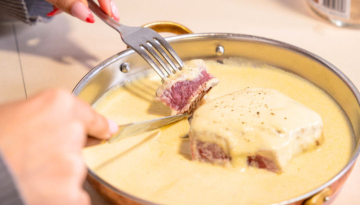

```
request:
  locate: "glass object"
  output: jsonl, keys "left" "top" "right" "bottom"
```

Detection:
{"left": 307, "top": 0, "right": 360, "bottom": 28}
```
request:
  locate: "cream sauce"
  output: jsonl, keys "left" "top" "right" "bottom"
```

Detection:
{"left": 190, "top": 87, "right": 324, "bottom": 172}
{"left": 156, "top": 59, "right": 219, "bottom": 115}
{"left": 83, "top": 58, "right": 354, "bottom": 205}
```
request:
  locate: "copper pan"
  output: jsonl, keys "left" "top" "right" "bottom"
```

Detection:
{"left": 73, "top": 22, "right": 360, "bottom": 205}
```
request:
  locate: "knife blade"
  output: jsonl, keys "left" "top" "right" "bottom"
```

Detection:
{"left": 108, "top": 114, "right": 188, "bottom": 143}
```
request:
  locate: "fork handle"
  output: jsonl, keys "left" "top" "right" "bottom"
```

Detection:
{"left": 87, "top": 0, "right": 127, "bottom": 34}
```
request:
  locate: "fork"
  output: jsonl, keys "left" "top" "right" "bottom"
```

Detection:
{"left": 88, "top": 0, "right": 184, "bottom": 81}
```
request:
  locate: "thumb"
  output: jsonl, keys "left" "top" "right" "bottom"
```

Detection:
{"left": 45, "top": 0, "right": 119, "bottom": 23}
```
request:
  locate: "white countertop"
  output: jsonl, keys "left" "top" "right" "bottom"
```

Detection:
{"left": 0, "top": 0, "right": 359, "bottom": 204}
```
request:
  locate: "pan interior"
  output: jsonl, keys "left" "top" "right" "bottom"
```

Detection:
{"left": 75, "top": 34, "right": 360, "bottom": 204}
{"left": 84, "top": 57, "right": 354, "bottom": 205}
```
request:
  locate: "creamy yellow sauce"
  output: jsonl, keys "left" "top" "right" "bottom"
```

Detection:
{"left": 190, "top": 87, "right": 324, "bottom": 172}
{"left": 83, "top": 58, "right": 354, "bottom": 205}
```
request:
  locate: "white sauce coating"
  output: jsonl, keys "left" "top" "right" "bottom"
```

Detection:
{"left": 156, "top": 59, "right": 219, "bottom": 97}
{"left": 156, "top": 59, "right": 219, "bottom": 115}
{"left": 84, "top": 58, "right": 354, "bottom": 205}
{"left": 190, "top": 87, "right": 324, "bottom": 172}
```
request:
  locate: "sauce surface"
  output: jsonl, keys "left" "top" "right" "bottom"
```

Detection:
{"left": 190, "top": 87, "right": 324, "bottom": 172}
{"left": 83, "top": 58, "right": 354, "bottom": 205}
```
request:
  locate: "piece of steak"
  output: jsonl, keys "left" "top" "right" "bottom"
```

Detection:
{"left": 156, "top": 60, "right": 219, "bottom": 115}
{"left": 189, "top": 88, "right": 323, "bottom": 173}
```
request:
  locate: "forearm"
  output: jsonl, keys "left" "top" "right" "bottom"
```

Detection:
{"left": 0, "top": 151, "right": 26, "bottom": 205}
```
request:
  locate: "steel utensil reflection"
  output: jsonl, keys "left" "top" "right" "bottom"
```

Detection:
{"left": 88, "top": 0, "right": 185, "bottom": 81}
{"left": 108, "top": 114, "right": 188, "bottom": 143}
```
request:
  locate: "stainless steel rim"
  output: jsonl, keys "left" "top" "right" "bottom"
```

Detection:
{"left": 73, "top": 33, "right": 360, "bottom": 205}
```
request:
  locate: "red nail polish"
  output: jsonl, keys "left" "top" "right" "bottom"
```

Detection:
{"left": 71, "top": 2, "right": 95, "bottom": 23}
{"left": 86, "top": 17, "right": 95, "bottom": 23}
{"left": 47, "top": 8, "right": 59, "bottom": 17}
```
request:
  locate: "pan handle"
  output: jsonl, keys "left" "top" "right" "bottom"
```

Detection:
{"left": 303, "top": 187, "right": 332, "bottom": 205}
{"left": 141, "top": 21, "right": 193, "bottom": 35}
{"left": 125, "top": 21, "right": 193, "bottom": 48}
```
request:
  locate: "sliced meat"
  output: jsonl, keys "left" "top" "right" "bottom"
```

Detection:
{"left": 189, "top": 88, "right": 323, "bottom": 173}
{"left": 156, "top": 59, "right": 219, "bottom": 115}
{"left": 247, "top": 155, "right": 279, "bottom": 173}
{"left": 191, "top": 140, "right": 231, "bottom": 165}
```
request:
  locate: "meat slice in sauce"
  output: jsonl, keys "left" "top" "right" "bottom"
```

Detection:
{"left": 189, "top": 88, "right": 323, "bottom": 173}
{"left": 156, "top": 60, "right": 219, "bottom": 115}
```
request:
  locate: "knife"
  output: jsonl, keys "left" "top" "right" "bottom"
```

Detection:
{"left": 108, "top": 114, "right": 188, "bottom": 143}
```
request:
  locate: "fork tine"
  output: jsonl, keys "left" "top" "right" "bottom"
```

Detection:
{"left": 142, "top": 43, "right": 173, "bottom": 76}
{"left": 88, "top": 0, "right": 184, "bottom": 79}
{"left": 133, "top": 45, "right": 167, "bottom": 80}
{"left": 154, "top": 37, "right": 185, "bottom": 69}
{"left": 149, "top": 39, "right": 179, "bottom": 73}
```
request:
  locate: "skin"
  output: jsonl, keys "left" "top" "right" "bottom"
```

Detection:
{"left": 0, "top": 1, "right": 119, "bottom": 203}
{"left": 0, "top": 89, "right": 117, "bottom": 205}
{"left": 45, "top": 0, "right": 117, "bottom": 20}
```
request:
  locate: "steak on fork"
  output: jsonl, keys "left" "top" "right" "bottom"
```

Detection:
{"left": 156, "top": 60, "right": 219, "bottom": 115}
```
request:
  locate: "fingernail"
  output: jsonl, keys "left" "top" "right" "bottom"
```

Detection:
{"left": 107, "top": 119, "right": 119, "bottom": 135}
{"left": 47, "top": 8, "right": 63, "bottom": 17}
{"left": 71, "top": 1, "right": 95, "bottom": 23}
{"left": 110, "top": 0, "right": 119, "bottom": 22}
